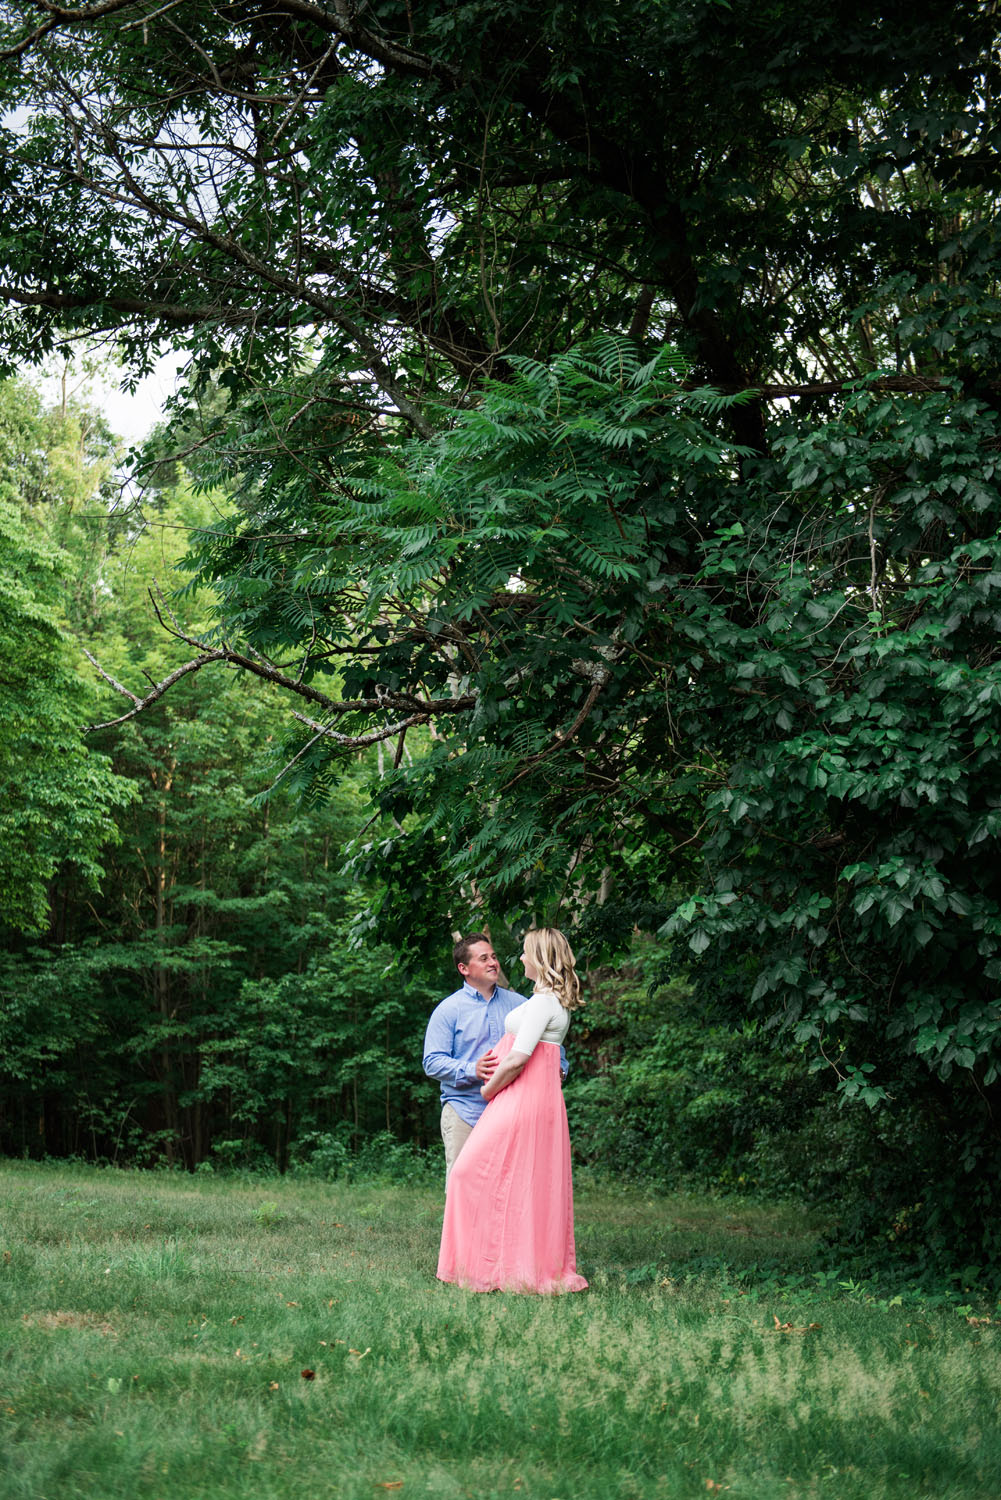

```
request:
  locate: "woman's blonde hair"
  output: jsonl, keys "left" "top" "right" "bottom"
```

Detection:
{"left": 523, "top": 927, "right": 583, "bottom": 1011}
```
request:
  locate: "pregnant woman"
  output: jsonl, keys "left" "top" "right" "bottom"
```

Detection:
{"left": 436, "top": 926, "right": 588, "bottom": 1294}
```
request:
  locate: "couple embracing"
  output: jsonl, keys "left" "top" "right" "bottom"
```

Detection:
{"left": 422, "top": 929, "right": 588, "bottom": 1295}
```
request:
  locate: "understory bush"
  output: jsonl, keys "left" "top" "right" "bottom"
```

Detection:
{"left": 287, "top": 1128, "right": 437, "bottom": 1185}
{"left": 567, "top": 944, "right": 1000, "bottom": 1280}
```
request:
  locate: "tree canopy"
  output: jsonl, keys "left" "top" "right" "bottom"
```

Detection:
{"left": 1, "top": 0, "right": 992, "bottom": 415}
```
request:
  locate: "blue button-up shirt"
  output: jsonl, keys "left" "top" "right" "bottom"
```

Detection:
{"left": 423, "top": 981, "right": 523, "bottom": 1127}
{"left": 423, "top": 980, "right": 567, "bottom": 1127}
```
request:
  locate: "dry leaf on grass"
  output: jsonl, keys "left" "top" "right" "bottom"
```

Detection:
{"left": 771, "top": 1315, "right": 821, "bottom": 1334}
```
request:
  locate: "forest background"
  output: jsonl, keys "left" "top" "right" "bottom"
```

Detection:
{"left": 1, "top": 0, "right": 1001, "bottom": 1281}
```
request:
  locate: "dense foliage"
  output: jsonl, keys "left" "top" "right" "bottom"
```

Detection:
{"left": 0, "top": 380, "right": 131, "bottom": 929}
{"left": 0, "top": 384, "right": 440, "bottom": 1170}
{"left": 0, "top": 1, "right": 1000, "bottom": 1261}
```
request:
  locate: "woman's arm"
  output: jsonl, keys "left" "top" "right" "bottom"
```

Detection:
{"left": 480, "top": 1048, "right": 531, "bottom": 1101}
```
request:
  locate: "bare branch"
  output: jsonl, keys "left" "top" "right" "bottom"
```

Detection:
{"left": 119, "top": 0, "right": 186, "bottom": 31}
{"left": 84, "top": 589, "right": 480, "bottom": 735}
{"left": 81, "top": 648, "right": 142, "bottom": 706}
{"left": 85, "top": 637, "right": 478, "bottom": 732}
{"left": 271, "top": 38, "right": 340, "bottom": 148}
{"left": 86, "top": 649, "right": 230, "bottom": 730}
{"left": 290, "top": 709, "right": 429, "bottom": 751}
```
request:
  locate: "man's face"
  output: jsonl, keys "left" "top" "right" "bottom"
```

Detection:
{"left": 458, "top": 941, "right": 500, "bottom": 995}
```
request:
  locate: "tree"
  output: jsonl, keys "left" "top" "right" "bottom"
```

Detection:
{"left": 0, "top": 378, "right": 131, "bottom": 930}
{"left": 2, "top": 1, "right": 1001, "bottom": 1253}
{"left": 0, "top": 445, "right": 441, "bottom": 1169}
{"left": 0, "top": 1, "right": 989, "bottom": 422}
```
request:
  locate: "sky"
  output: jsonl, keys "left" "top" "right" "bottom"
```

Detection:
{"left": 2, "top": 106, "right": 186, "bottom": 447}
{"left": 102, "top": 354, "right": 188, "bottom": 445}
{"left": 34, "top": 348, "right": 188, "bottom": 447}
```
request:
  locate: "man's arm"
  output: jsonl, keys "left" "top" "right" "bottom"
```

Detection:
{"left": 423, "top": 1003, "right": 497, "bottom": 1087}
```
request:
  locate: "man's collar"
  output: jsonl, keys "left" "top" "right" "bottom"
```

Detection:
{"left": 461, "top": 979, "right": 499, "bottom": 1003}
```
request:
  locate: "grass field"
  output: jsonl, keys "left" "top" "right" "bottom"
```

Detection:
{"left": 1, "top": 1160, "right": 999, "bottom": 1500}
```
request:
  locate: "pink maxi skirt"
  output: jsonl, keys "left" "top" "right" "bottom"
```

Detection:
{"left": 436, "top": 1033, "right": 588, "bottom": 1294}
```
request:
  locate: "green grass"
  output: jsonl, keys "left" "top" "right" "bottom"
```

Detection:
{"left": 1, "top": 1161, "right": 999, "bottom": 1500}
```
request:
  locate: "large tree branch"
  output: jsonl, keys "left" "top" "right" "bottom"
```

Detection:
{"left": 270, "top": 0, "right": 462, "bottom": 86}
{"left": 1, "top": 278, "right": 958, "bottom": 403}
{"left": 0, "top": 283, "right": 269, "bottom": 328}
{"left": 83, "top": 589, "right": 478, "bottom": 734}
{"left": 84, "top": 641, "right": 478, "bottom": 733}
{"left": 0, "top": 0, "right": 141, "bottom": 60}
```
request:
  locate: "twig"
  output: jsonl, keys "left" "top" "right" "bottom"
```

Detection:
{"left": 271, "top": 39, "right": 338, "bottom": 146}
{"left": 260, "top": 726, "right": 330, "bottom": 796}
{"left": 499, "top": 669, "right": 611, "bottom": 792}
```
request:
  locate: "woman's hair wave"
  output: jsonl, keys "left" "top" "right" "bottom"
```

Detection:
{"left": 524, "top": 927, "right": 582, "bottom": 1011}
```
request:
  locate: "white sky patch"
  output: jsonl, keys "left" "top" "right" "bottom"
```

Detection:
{"left": 34, "top": 349, "right": 187, "bottom": 447}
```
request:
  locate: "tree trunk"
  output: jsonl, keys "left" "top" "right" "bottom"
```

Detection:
{"left": 152, "top": 759, "right": 178, "bottom": 1166}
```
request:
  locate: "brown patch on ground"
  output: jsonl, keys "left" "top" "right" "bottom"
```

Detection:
{"left": 22, "top": 1310, "right": 116, "bottom": 1336}
{"left": 670, "top": 1218, "right": 754, "bottom": 1234}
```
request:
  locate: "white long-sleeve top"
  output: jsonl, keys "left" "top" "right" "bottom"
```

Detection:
{"left": 505, "top": 986, "right": 571, "bottom": 1054}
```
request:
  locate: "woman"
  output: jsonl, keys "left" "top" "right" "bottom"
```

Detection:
{"left": 436, "top": 927, "right": 588, "bottom": 1294}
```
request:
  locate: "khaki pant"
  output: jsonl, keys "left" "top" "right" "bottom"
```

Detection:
{"left": 440, "top": 1104, "right": 474, "bottom": 1186}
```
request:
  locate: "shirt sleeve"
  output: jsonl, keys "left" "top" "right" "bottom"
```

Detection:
{"left": 423, "top": 1004, "right": 473, "bottom": 1089}
{"left": 510, "top": 991, "right": 559, "bottom": 1057}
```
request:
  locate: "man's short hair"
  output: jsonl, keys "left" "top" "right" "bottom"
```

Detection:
{"left": 453, "top": 932, "right": 491, "bottom": 970}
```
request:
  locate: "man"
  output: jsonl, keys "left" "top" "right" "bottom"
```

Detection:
{"left": 423, "top": 932, "right": 566, "bottom": 1184}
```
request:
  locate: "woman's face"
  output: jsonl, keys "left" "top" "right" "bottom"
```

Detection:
{"left": 520, "top": 947, "right": 539, "bottom": 981}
